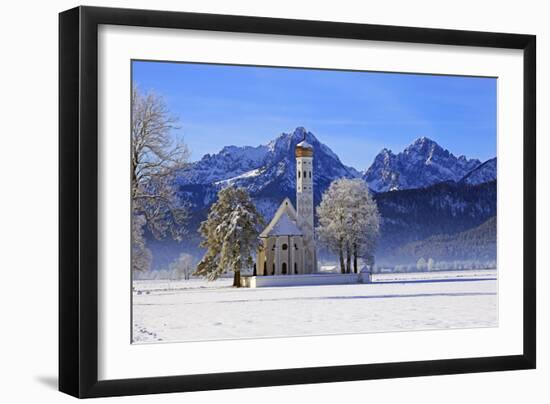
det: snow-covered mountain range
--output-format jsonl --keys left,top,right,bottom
{"left": 177, "top": 127, "right": 360, "bottom": 221}
{"left": 179, "top": 130, "right": 494, "bottom": 199}
{"left": 175, "top": 126, "right": 497, "bottom": 231}
{"left": 363, "top": 137, "right": 482, "bottom": 192}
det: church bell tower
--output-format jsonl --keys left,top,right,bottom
{"left": 295, "top": 137, "right": 317, "bottom": 273}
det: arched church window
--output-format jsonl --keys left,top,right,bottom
{"left": 272, "top": 263, "right": 275, "bottom": 275}
{"left": 282, "top": 244, "right": 288, "bottom": 250}
{"left": 282, "top": 263, "right": 287, "bottom": 274}
{"left": 309, "top": 171, "right": 311, "bottom": 178}
{"left": 294, "top": 263, "right": 298, "bottom": 274}
{"left": 303, "top": 170, "right": 306, "bottom": 177}
{"left": 298, "top": 171, "right": 301, "bottom": 178}
{"left": 264, "top": 261, "right": 267, "bottom": 275}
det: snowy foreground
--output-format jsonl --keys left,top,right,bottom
{"left": 132, "top": 273, "right": 497, "bottom": 343}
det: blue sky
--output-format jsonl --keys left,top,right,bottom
{"left": 132, "top": 60, "right": 496, "bottom": 170}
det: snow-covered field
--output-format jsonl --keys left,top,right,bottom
{"left": 371, "top": 269, "right": 497, "bottom": 282}
{"left": 132, "top": 273, "right": 497, "bottom": 343}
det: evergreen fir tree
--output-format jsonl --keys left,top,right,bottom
{"left": 195, "top": 186, "right": 264, "bottom": 286}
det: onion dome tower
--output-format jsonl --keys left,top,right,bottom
{"left": 295, "top": 136, "right": 317, "bottom": 273}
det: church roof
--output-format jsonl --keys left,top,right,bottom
{"left": 260, "top": 198, "right": 303, "bottom": 237}
{"left": 262, "top": 212, "right": 303, "bottom": 237}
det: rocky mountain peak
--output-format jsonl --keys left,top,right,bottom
{"left": 176, "top": 127, "right": 360, "bottom": 220}
{"left": 270, "top": 127, "right": 314, "bottom": 146}
{"left": 364, "top": 137, "right": 481, "bottom": 192}
{"left": 410, "top": 136, "right": 436, "bottom": 147}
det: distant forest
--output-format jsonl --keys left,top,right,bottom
{"left": 381, "top": 216, "right": 496, "bottom": 266}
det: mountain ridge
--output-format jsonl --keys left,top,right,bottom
{"left": 374, "top": 180, "right": 497, "bottom": 261}
{"left": 176, "top": 127, "right": 361, "bottom": 221}
{"left": 179, "top": 129, "right": 494, "bottom": 195}
{"left": 460, "top": 157, "right": 497, "bottom": 185}
{"left": 363, "top": 137, "right": 482, "bottom": 192}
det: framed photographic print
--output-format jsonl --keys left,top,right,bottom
{"left": 59, "top": 6, "right": 536, "bottom": 398}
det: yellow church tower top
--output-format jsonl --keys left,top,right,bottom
{"left": 295, "top": 139, "right": 313, "bottom": 157}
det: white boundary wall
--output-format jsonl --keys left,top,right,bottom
{"left": 242, "top": 269, "right": 497, "bottom": 288}
{"left": 242, "top": 273, "right": 361, "bottom": 288}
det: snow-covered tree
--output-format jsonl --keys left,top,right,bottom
{"left": 317, "top": 180, "right": 349, "bottom": 273}
{"left": 416, "top": 257, "right": 427, "bottom": 271}
{"left": 427, "top": 258, "right": 435, "bottom": 271}
{"left": 195, "top": 186, "right": 264, "bottom": 286}
{"left": 169, "top": 253, "right": 194, "bottom": 280}
{"left": 317, "top": 178, "right": 380, "bottom": 273}
{"left": 131, "top": 87, "right": 190, "bottom": 244}
{"left": 346, "top": 180, "right": 380, "bottom": 273}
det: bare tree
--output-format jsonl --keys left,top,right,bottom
{"left": 131, "top": 87, "right": 190, "bottom": 272}
{"left": 416, "top": 257, "right": 427, "bottom": 271}
{"left": 169, "top": 253, "right": 194, "bottom": 280}
{"left": 132, "top": 214, "right": 152, "bottom": 273}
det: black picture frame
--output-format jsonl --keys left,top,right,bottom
{"left": 59, "top": 5, "right": 536, "bottom": 398}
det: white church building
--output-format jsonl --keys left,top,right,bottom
{"left": 255, "top": 139, "right": 318, "bottom": 276}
